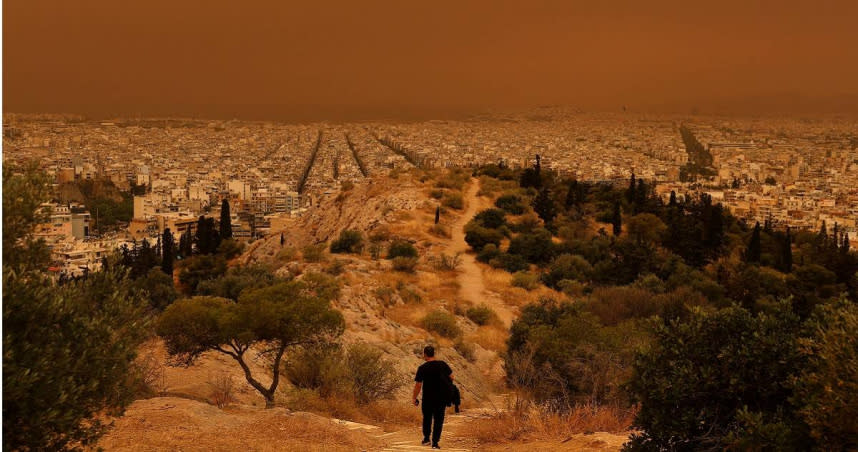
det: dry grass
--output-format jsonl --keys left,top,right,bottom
{"left": 288, "top": 390, "right": 421, "bottom": 430}
{"left": 461, "top": 404, "right": 636, "bottom": 445}
{"left": 467, "top": 325, "right": 508, "bottom": 353}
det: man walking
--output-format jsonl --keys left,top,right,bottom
{"left": 413, "top": 345, "right": 453, "bottom": 449}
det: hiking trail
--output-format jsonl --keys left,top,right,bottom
{"left": 449, "top": 179, "right": 515, "bottom": 328}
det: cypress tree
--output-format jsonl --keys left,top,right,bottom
{"left": 162, "top": 228, "right": 175, "bottom": 275}
{"left": 182, "top": 225, "right": 193, "bottom": 256}
{"left": 435, "top": 206, "right": 440, "bottom": 225}
{"left": 745, "top": 222, "right": 762, "bottom": 264}
{"left": 627, "top": 172, "right": 637, "bottom": 203}
{"left": 220, "top": 199, "right": 232, "bottom": 240}
{"left": 669, "top": 190, "right": 677, "bottom": 207}
{"left": 532, "top": 187, "right": 556, "bottom": 224}
{"left": 280, "top": 232, "right": 285, "bottom": 246}
{"left": 611, "top": 201, "right": 622, "bottom": 236}
{"left": 195, "top": 216, "right": 207, "bottom": 254}
{"left": 565, "top": 180, "right": 578, "bottom": 209}
{"left": 782, "top": 227, "right": 793, "bottom": 273}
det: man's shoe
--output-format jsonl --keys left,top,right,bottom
{"left": 432, "top": 444, "right": 441, "bottom": 449}
{"left": 421, "top": 438, "right": 431, "bottom": 446}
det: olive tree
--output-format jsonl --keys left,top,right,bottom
{"left": 157, "top": 275, "right": 345, "bottom": 407}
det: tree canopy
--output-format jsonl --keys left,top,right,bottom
{"left": 157, "top": 275, "right": 345, "bottom": 407}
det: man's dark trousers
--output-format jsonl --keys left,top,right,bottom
{"left": 421, "top": 401, "right": 446, "bottom": 444}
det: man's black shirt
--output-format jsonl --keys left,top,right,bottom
{"left": 415, "top": 360, "right": 453, "bottom": 406}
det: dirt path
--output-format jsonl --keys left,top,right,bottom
{"left": 450, "top": 179, "right": 515, "bottom": 328}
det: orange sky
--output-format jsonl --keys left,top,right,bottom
{"left": 4, "top": 0, "right": 858, "bottom": 120}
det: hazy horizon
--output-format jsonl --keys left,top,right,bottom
{"left": 5, "top": 1, "right": 858, "bottom": 121}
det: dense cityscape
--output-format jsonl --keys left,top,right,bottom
{"left": 3, "top": 110, "right": 856, "bottom": 275}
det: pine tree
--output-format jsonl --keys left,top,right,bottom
{"left": 611, "top": 201, "right": 622, "bottom": 236}
{"left": 745, "top": 222, "right": 762, "bottom": 264}
{"left": 162, "top": 228, "right": 175, "bottom": 276}
{"left": 532, "top": 187, "right": 556, "bottom": 224}
{"left": 220, "top": 199, "right": 232, "bottom": 240}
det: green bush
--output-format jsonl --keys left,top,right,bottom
{"left": 421, "top": 310, "right": 462, "bottom": 338}
{"left": 464, "top": 222, "right": 503, "bottom": 251}
{"left": 387, "top": 240, "right": 418, "bottom": 259}
{"left": 507, "top": 228, "right": 555, "bottom": 265}
{"left": 283, "top": 344, "right": 350, "bottom": 398}
{"left": 474, "top": 208, "right": 507, "bottom": 229}
{"left": 792, "top": 302, "right": 858, "bottom": 450}
{"left": 511, "top": 271, "right": 540, "bottom": 291}
{"left": 489, "top": 252, "right": 530, "bottom": 273}
{"left": 196, "top": 264, "right": 279, "bottom": 301}
{"left": 466, "top": 304, "right": 497, "bottom": 325}
{"left": 177, "top": 254, "right": 228, "bottom": 295}
{"left": 477, "top": 245, "right": 500, "bottom": 264}
{"left": 506, "top": 298, "right": 634, "bottom": 407}
{"left": 495, "top": 194, "right": 526, "bottom": 215}
{"left": 625, "top": 302, "right": 807, "bottom": 450}
{"left": 541, "top": 254, "right": 593, "bottom": 289}
{"left": 442, "top": 192, "right": 464, "bottom": 210}
{"left": 346, "top": 344, "right": 405, "bottom": 404}
{"left": 330, "top": 229, "right": 364, "bottom": 254}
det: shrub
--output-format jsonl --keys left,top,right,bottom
{"left": 442, "top": 192, "right": 464, "bottom": 210}
{"left": 507, "top": 228, "right": 555, "bottom": 265}
{"left": 196, "top": 264, "right": 280, "bottom": 301}
{"left": 489, "top": 253, "right": 530, "bottom": 273}
{"left": 464, "top": 222, "right": 503, "bottom": 251}
{"left": 495, "top": 194, "right": 526, "bottom": 215}
{"left": 792, "top": 301, "right": 858, "bottom": 450}
{"left": 398, "top": 284, "right": 422, "bottom": 303}
{"left": 625, "top": 302, "right": 806, "bottom": 450}
{"left": 431, "top": 253, "right": 462, "bottom": 271}
{"left": 466, "top": 304, "right": 497, "bottom": 326}
{"left": 346, "top": 344, "right": 405, "bottom": 404}
{"left": 421, "top": 310, "right": 462, "bottom": 338}
{"left": 476, "top": 244, "right": 501, "bottom": 263}
{"left": 391, "top": 256, "right": 418, "bottom": 273}
{"left": 454, "top": 339, "right": 477, "bottom": 363}
{"left": 387, "top": 240, "right": 418, "bottom": 259}
{"left": 506, "top": 298, "right": 634, "bottom": 407}
{"left": 216, "top": 239, "right": 245, "bottom": 259}
{"left": 325, "top": 259, "right": 347, "bottom": 275}
{"left": 284, "top": 344, "right": 351, "bottom": 398}
{"left": 430, "top": 189, "right": 444, "bottom": 199}
{"left": 374, "top": 286, "right": 396, "bottom": 306}
{"left": 511, "top": 271, "right": 540, "bottom": 291}
{"left": 541, "top": 254, "right": 593, "bottom": 289}
{"left": 302, "top": 243, "right": 327, "bottom": 263}
{"left": 429, "top": 224, "right": 451, "bottom": 238}
{"left": 207, "top": 373, "right": 235, "bottom": 409}
{"left": 177, "top": 254, "right": 228, "bottom": 295}
{"left": 474, "top": 208, "right": 507, "bottom": 229}
{"left": 330, "top": 229, "right": 364, "bottom": 254}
